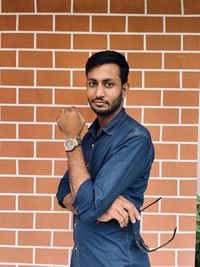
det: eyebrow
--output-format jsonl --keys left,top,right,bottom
{"left": 86, "top": 78, "right": 116, "bottom": 82}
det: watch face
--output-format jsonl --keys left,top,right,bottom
{"left": 65, "top": 139, "right": 74, "bottom": 151}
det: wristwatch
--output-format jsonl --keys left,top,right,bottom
{"left": 64, "top": 138, "right": 82, "bottom": 152}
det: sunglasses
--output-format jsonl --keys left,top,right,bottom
{"left": 135, "top": 197, "right": 177, "bottom": 253}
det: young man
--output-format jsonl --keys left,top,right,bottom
{"left": 56, "top": 50, "right": 154, "bottom": 266}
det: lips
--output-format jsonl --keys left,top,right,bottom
{"left": 92, "top": 99, "right": 108, "bottom": 107}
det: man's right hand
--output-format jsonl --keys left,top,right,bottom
{"left": 97, "top": 195, "right": 140, "bottom": 228}
{"left": 63, "top": 193, "right": 77, "bottom": 215}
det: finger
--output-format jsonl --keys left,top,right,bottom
{"left": 121, "top": 202, "right": 137, "bottom": 224}
{"left": 78, "top": 111, "right": 86, "bottom": 125}
{"left": 115, "top": 206, "right": 129, "bottom": 227}
{"left": 110, "top": 210, "right": 126, "bottom": 228}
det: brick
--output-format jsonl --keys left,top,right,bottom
{"left": 54, "top": 160, "right": 68, "bottom": 176}
{"left": 1, "top": 33, "right": 34, "bottom": 48}
{"left": 184, "top": 0, "right": 200, "bottom": 14}
{"left": 110, "top": 35, "right": 143, "bottom": 50}
{"left": 110, "top": 0, "right": 144, "bottom": 13}
{"left": 166, "top": 17, "right": 200, "bottom": 33}
{"left": 36, "top": 142, "right": 66, "bottom": 158}
{"left": 1, "top": 70, "right": 34, "bottom": 86}
{"left": 0, "top": 247, "right": 32, "bottom": 263}
{"left": 0, "top": 177, "right": 33, "bottom": 193}
{"left": 19, "top": 124, "right": 52, "bottom": 139}
{"left": 92, "top": 16, "right": 125, "bottom": 32}
{"left": 37, "top": 107, "right": 61, "bottom": 122}
{"left": 178, "top": 251, "right": 195, "bottom": 266}
{"left": 73, "top": 71, "right": 86, "bottom": 87}
{"left": 127, "top": 90, "right": 161, "bottom": 106}
{"left": 19, "top": 51, "right": 52, "bottom": 68}
{"left": 145, "top": 72, "right": 179, "bottom": 88}
{"left": 55, "top": 89, "right": 88, "bottom": 105}
{"left": 144, "top": 108, "right": 179, "bottom": 124}
{"left": 128, "top": 17, "right": 163, "bottom": 32}
{"left": 37, "top": 0, "right": 70, "bottom": 12}
{"left": 143, "top": 214, "right": 176, "bottom": 231}
{"left": 180, "top": 144, "right": 198, "bottom": 160}
{"left": 1, "top": 141, "right": 34, "bottom": 157}
{"left": 19, "top": 15, "right": 52, "bottom": 31}
{"left": 179, "top": 215, "right": 196, "bottom": 231}
{"left": 35, "top": 248, "right": 68, "bottom": 264}
{"left": 140, "top": 233, "right": 158, "bottom": 248}
{"left": 145, "top": 126, "right": 160, "bottom": 142}
{"left": 19, "top": 88, "right": 52, "bottom": 104}
{"left": 0, "top": 196, "right": 16, "bottom": 210}
{"left": 36, "top": 177, "right": 60, "bottom": 194}
{"left": 36, "top": 213, "right": 69, "bottom": 229}
{"left": 164, "top": 90, "right": 199, "bottom": 107}
{"left": 0, "top": 51, "right": 16, "bottom": 67}
{"left": 161, "top": 198, "right": 196, "bottom": 213}
{"left": 126, "top": 108, "right": 142, "bottom": 123}
{"left": 18, "top": 231, "right": 51, "bottom": 246}
{"left": 146, "top": 35, "right": 180, "bottom": 50}
{"left": 128, "top": 53, "right": 162, "bottom": 69}
{"left": 0, "top": 124, "right": 16, "bottom": 139}
{"left": 147, "top": 0, "right": 181, "bottom": 14}
{"left": 37, "top": 70, "right": 70, "bottom": 87}
{"left": 2, "top": 0, "right": 34, "bottom": 12}
{"left": 0, "top": 213, "right": 33, "bottom": 228}
{"left": 182, "top": 72, "right": 200, "bottom": 88}
{"left": 146, "top": 179, "right": 177, "bottom": 195}
{"left": 128, "top": 71, "right": 142, "bottom": 88}
{"left": 165, "top": 53, "right": 200, "bottom": 69}
{"left": 1, "top": 106, "right": 34, "bottom": 122}
{"left": 74, "top": 0, "right": 107, "bottom": 13}
{"left": 37, "top": 34, "right": 70, "bottom": 49}
{"left": 0, "top": 230, "right": 15, "bottom": 245}
{"left": 0, "top": 160, "right": 16, "bottom": 174}
{"left": 154, "top": 144, "right": 178, "bottom": 159}
{"left": 161, "top": 233, "right": 195, "bottom": 249}
{"left": 142, "top": 198, "right": 160, "bottom": 213}
{"left": 0, "top": 15, "right": 16, "bottom": 30}
{"left": 180, "top": 180, "right": 197, "bottom": 196}
{"left": 74, "top": 34, "right": 107, "bottom": 50}
{"left": 55, "top": 52, "right": 89, "bottom": 68}
{"left": 182, "top": 107, "right": 199, "bottom": 124}
{"left": 0, "top": 88, "right": 16, "bottom": 103}
{"left": 163, "top": 126, "right": 198, "bottom": 142}
{"left": 56, "top": 15, "right": 89, "bottom": 31}
{"left": 184, "top": 35, "right": 200, "bottom": 50}
{"left": 162, "top": 162, "right": 197, "bottom": 178}
{"left": 19, "top": 160, "right": 52, "bottom": 175}
{"left": 18, "top": 196, "right": 52, "bottom": 210}
{"left": 150, "top": 161, "right": 160, "bottom": 177}
{"left": 54, "top": 231, "right": 74, "bottom": 247}
{"left": 149, "top": 251, "right": 175, "bottom": 266}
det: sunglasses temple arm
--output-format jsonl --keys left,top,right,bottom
{"left": 140, "top": 197, "right": 162, "bottom": 212}
{"left": 148, "top": 227, "right": 177, "bottom": 253}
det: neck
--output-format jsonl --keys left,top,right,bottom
{"left": 97, "top": 107, "right": 122, "bottom": 129}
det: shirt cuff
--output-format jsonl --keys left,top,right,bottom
{"left": 73, "top": 179, "right": 94, "bottom": 215}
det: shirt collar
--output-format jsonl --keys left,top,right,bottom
{"left": 88, "top": 108, "right": 127, "bottom": 137}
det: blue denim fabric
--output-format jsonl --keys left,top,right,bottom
{"left": 57, "top": 108, "right": 154, "bottom": 267}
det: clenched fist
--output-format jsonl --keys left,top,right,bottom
{"left": 57, "top": 106, "right": 86, "bottom": 139}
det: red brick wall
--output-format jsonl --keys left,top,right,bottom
{"left": 0, "top": 0, "right": 199, "bottom": 266}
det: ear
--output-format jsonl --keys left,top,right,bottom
{"left": 122, "top": 83, "right": 129, "bottom": 99}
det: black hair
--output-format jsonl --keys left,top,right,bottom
{"left": 85, "top": 50, "right": 129, "bottom": 85}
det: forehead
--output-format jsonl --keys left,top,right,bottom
{"left": 87, "top": 63, "right": 120, "bottom": 80}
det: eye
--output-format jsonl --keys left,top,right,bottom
{"left": 87, "top": 81, "right": 97, "bottom": 88}
{"left": 103, "top": 81, "right": 114, "bottom": 88}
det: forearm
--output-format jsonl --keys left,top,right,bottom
{"left": 67, "top": 145, "right": 91, "bottom": 199}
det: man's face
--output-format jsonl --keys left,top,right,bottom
{"left": 86, "top": 63, "right": 125, "bottom": 116}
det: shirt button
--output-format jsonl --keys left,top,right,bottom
{"left": 91, "top": 143, "right": 95, "bottom": 148}
{"left": 74, "top": 223, "right": 77, "bottom": 227}
{"left": 75, "top": 246, "right": 78, "bottom": 250}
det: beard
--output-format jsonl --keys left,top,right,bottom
{"left": 88, "top": 90, "right": 123, "bottom": 116}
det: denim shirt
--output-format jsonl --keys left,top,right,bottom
{"left": 57, "top": 108, "right": 154, "bottom": 267}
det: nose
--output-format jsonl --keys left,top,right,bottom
{"left": 95, "top": 83, "right": 106, "bottom": 98}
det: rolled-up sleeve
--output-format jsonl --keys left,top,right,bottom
{"left": 56, "top": 171, "right": 71, "bottom": 208}
{"left": 73, "top": 133, "right": 152, "bottom": 222}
